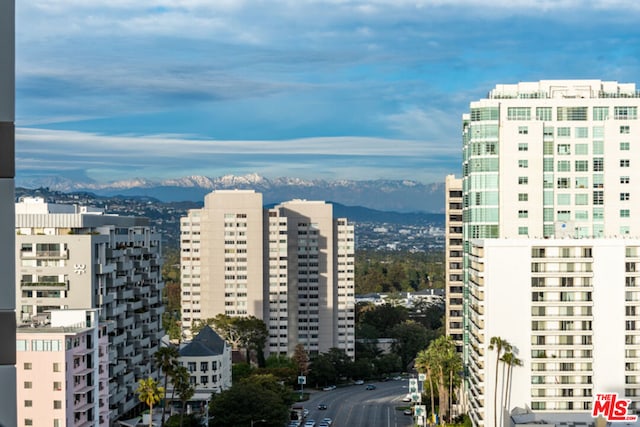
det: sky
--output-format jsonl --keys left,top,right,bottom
{"left": 14, "top": 0, "right": 640, "bottom": 185}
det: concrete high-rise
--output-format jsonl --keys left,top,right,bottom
{"left": 15, "top": 197, "right": 165, "bottom": 422}
{"left": 459, "top": 81, "right": 640, "bottom": 426}
{"left": 0, "top": 0, "right": 16, "bottom": 425}
{"left": 181, "top": 191, "right": 355, "bottom": 358}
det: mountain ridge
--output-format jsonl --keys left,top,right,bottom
{"left": 16, "top": 173, "right": 446, "bottom": 213}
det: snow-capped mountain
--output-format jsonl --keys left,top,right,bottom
{"left": 16, "top": 174, "right": 445, "bottom": 213}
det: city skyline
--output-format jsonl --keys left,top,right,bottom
{"left": 15, "top": 1, "right": 640, "bottom": 184}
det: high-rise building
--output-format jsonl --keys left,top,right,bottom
{"left": 445, "top": 175, "right": 464, "bottom": 354}
{"left": 459, "top": 80, "right": 640, "bottom": 426}
{"left": 17, "top": 309, "right": 109, "bottom": 426}
{"left": 15, "top": 197, "right": 165, "bottom": 421}
{"left": 0, "top": 1, "right": 16, "bottom": 425}
{"left": 180, "top": 191, "right": 355, "bottom": 358}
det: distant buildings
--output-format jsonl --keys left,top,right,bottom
{"left": 456, "top": 80, "right": 640, "bottom": 426}
{"left": 15, "top": 197, "right": 165, "bottom": 423}
{"left": 17, "top": 309, "right": 109, "bottom": 426}
{"left": 180, "top": 190, "right": 356, "bottom": 358}
{"left": 0, "top": 1, "right": 16, "bottom": 425}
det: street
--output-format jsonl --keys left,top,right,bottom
{"left": 297, "top": 380, "right": 414, "bottom": 427}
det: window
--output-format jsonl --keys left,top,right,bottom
{"left": 518, "top": 126, "right": 528, "bottom": 135}
{"left": 575, "top": 194, "right": 588, "bottom": 205}
{"left": 621, "top": 193, "right": 630, "bottom": 201}
{"left": 593, "top": 140, "right": 604, "bottom": 155}
{"left": 200, "top": 362, "right": 208, "bottom": 372}
{"left": 24, "top": 400, "right": 32, "bottom": 408}
{"left": 621, "top": 176, "right": 630, "bottom": 184}
{"left": 23, "top": 362, "right": 32, "bottom": 370}
{"left": 201, "top": 376, "right": 208, "bottom": 384}
{"left": 557, "top": 127, "right": 571, "bottom": 137}
{"left": 518, "top": 143, "right": 528, "bottom": 151}
{"left": 53, "top": 381, "right": 61, "bottom": 391}
{"left": 519, "top": 210, "right": 529, "bottom": 218}
{"left": 557, "top": 178, "right": 570, "bottom": 189}
{"left": 621, "top": 142, "right": 630, "bottom": 151}
{"left": 575, "top": 127, "right": 589, "bottom": 138}
{"left": 575, "top": 210, "right": 588, "bottom": 220}
{"left": 53, "top": 400, "right": 62, "bottom": 409}
{"left": 519, "top": 176, "right": 528, "bottom": 185}
{"left": 620, "top": 125, "right": 630, "bottom": 134}
{"left": 593, "top": 191, "right": 604, "bottom": 205}
{"left": 507, "top": 107, "right": 531, "bottom": 120}
{"left": 518, "top": 227, "right": 528, "bottom": 235}
{"left": 621, "top": 159, "right": 630, "bottom": 167}
{"left": 615, "top": 106, "right": 638, "bottom": 120}
{"left": 557, "top": 106, "right": 587, "bottom": 121}
{"left": 557, "top": 210, "right": 571, "bottom": 221}
{"left": 518, "top": 193, "right": 529, "bottom": 202}
{"left": 557, "top": 144, "right": 571, "bottom": 155}
{"left": 543, "top": 158, "right": 554, "bottom": 172}
{"left": 593, "top": 107, "right": 609, "bottom": 121}
{"left": 537, "top": 107, "right": 552, "bottom": 121}
{"left": 557, "top": 194, "right": 571, "bottom": 205}
{"left": 593, "top": 207, "right": 604, "bottom": 220}
{"left": 575, "top": 177, "right": 588, "bottom": 188}
{"left": 593, "top": 158, "right": 604, "bottom": 172}
{"left": 24, "top": 382, "right": 32, "bottom": 389}
{"left": 575, "top": 143, "right": 588, "bottom": 155}
{"left": 518, "top": 160, "right": 528, "bottom": 168}
{"left": 621, "top": 226, "right": 631, "bottom": 235}
{"left": 575, "top": 160, "right": 588, "bottom": 172}
{"left": 53, "top": 363, "right": 60, "bottom": 372}
{"left": 621, "top": 209, "right": 631, "bottom": 218}
{"left": 25, "top": 420, "right": 33, "bottom": 426}
{"left": 557, "top": 161, "right": 571, "bottom": 172}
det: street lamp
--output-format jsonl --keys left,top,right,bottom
{"left": 250, "top": 419, "right": 267, "bottom": 427}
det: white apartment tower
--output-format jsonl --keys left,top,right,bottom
{"left": 0, "top": 1, "right": 16, "bottom": 425}
{"left": 461, "top": 80, "right": 640, "bottom": 426}
{"left": 445, "top": 175, "right": 464, "bottom": 354}
{"left": 15, "top": 197, "right": 165, "bottom": 421}
{"left": 181, "top": 191, "right": 355, "bottom": 358}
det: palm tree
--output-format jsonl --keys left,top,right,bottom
{"left": 172, "top": 366, "right": 195, "bottom": 427}
{"left": 500, "top": 352, "right": 523, "bottom": 414}
{"left": 415, "top": 349, "right": 436, "bottom": 423}
{"left": 136, "top": 377, "right": 164, "bottom": 427}
{"left": 488, "top": 337, "right": 512, "bottom": 427}
{"left": 154, "top": 346, "right": 180, "bottom": 426}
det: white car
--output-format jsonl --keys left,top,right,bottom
{"left": 354, "top": 380, "right": 364, "bottom": 385}
{"left": 322, "top": 385, "right": 336, "bottom": 391}
{"left": 322, "top": 417, "right": 333, "bottom": 425}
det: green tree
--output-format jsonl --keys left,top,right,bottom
{"left": 209, "top": 376, "right": 290, "bottom": 427}
{"left": 489, "top": 337, "right": 512, "bottom": 427}
{"left": 172, "top": 366, "right": 195, "bottom": 427}
{"left": 415, "top": 349, "right": 437, "bottom": 422}
{"left": 136, "top": 377, "right": 164, "bottom": 427}
{"left": 389, "top": 320, "right": 431, "bottom": 369}
{"left": 424, "top": 336, "right": 461, "bottom": 423}
{"left": 154, "top": 346, "right": 180, "bottom": 426}
{"left": 292, "top": 343, "right": 309, "bottom": 375}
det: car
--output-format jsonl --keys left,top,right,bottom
{"left": 366, "top": 384, "right": 377, "bottom": 390}
{"left": 322, "top": 385, "right": 336, "bottom": 391}
{"left": 317, "top": 403, "right": 328, "bottom": 410}
{"left": 393, "top": 376, "right": 403, "bottom": 381}
{"left": 305, "top": 420, "right": 316, "bottom": 427}
{"left": 321, "top": 417, "right": 332, "bottom": 425}
{"left": 402, "top": 395, "right": 412, "bottom": 402}
{"left": 354, "top": 379, "right": 364, "bottom": 385}
{"left": 318, "top": 423, "right": 330, "bottom": 427}
{"left": 404, "top": 408, "right": 413, "bottom": 416}
{"left": 303, "top": 409, "right": 310, "bottom": 418}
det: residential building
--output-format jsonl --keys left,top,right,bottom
{"left": 15, "top": 197, "right": 165, "bottom": 421}
{"left": 17, "top": 309, "right": 109, "bottom": 427}
{"left": 445, "top": 175, "right": 464, "bottom": 354}
{"left": 180, "top": 191, "right": 355, "bottom": 358}
{"left": 172, "top": 326, "right": 232, "bottom": 401}
{"left": 0, "top": 1, "right": 16, "bottom": 425}
{"left": 460, "top": 80, "right": 640, "bottom": 426}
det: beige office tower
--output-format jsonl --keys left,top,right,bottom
{"left": 445, "top": 174, "right": 464, "bottom": 354}
{"left": 181, "top": 192, "right": 355, "bottom": 358}
{"left": 15, "top": 198, "right": 165, "bottom": 422}
{"left": 0, "top": 1, "right": 15, "bottom": 425}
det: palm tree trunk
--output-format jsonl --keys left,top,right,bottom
{"left": 428, "top": 368, "right": 435, "bottom": 425}
{"left": 149, "top": 403, "right": 154, "bottom": 427}
{"left": 449, "top": 369, "right": 453, "bottom": 422}
{"left": 494, "top": 351, "right": 500, "bottom": 427}
{"left": 161, "top": 373, "right": 168, "bottom": 427}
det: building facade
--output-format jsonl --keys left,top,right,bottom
{"left": 17, "top": 309, "right": 109, "bottom": 427}
{"left": 445, "top": 175, "right": 464, "bottom": 354}
{"left": 180, "top": 191, "right": 355, "bottom": 358}
{"left": 15, "top": 197, "right": 165, "bottom": 421}
{"left": 0, "top": 0, "right": 16, "bottom": 425}
{"left": 460, "top": 81, "right": 640, "bottom": 426}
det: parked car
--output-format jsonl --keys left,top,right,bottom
{"left": 317, "top": 403, "right": 328, "bottom": 410}
{"left": 365, "top": 384, "right": 377, "bottom": 390}
{"left": 404, "top": 408, "right": 413, "bottom": 416}
{"left": 354, "top": 379, "right": 364, "bottom": 385}
{"left": 402, "top": 395, "right": 412, "bottom": 402}
{"left": 322, "top": 385, "right": 336, "bottom": 391}
{"left": 321, "top": 417, "right": 332, "bottom": 425}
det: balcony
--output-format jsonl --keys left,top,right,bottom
{"left": 21, "top": 249, "right": 69, "bottom": 259}
{"left": 20, "top": 281, "right": 69, "bottom": 291}
{"left": 95, "top": 263, "right": 116, "bottom": 275}
{"left": 127, "top": 300, "right": 143, "bottom": 312}
{"left": 117, "top": 289, "right": 134, "bottom": 300}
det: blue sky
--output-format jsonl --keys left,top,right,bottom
{"left": 15, "top": 0, "right": 640, "bottom": 184}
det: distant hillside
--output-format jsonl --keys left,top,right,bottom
{"left": 16, "top": 173, "right": 445, "bottom": 213}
